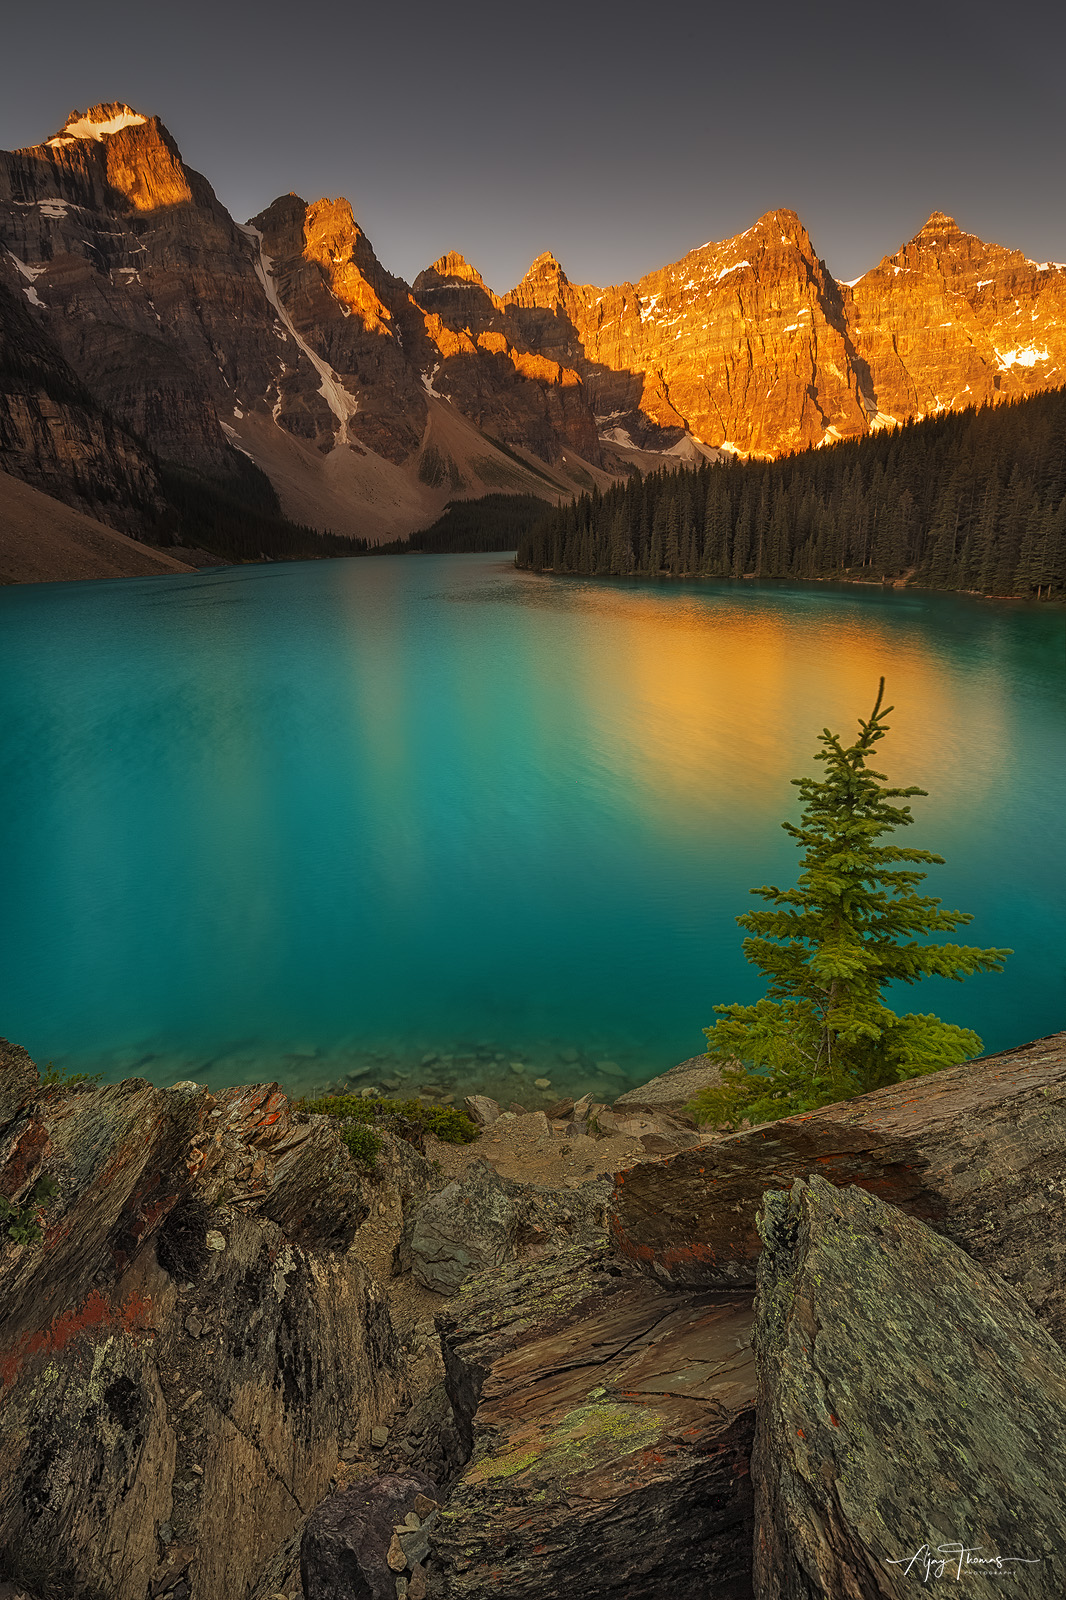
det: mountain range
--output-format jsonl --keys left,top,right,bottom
{"left": 2, "top": 101, "right": 1065, "bottom": 565}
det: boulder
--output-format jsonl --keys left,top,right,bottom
{"left": 404, "top": 1158, "right": 608, "bottom": 1297}
{"left": 300, "top": 1473, "right": 438, "bottom": 1600}
{"left": 611, "top": 1054, "right": 722, "bottom": 1121}
{"left": 462, "top": 1095, "right": 500, "bottom": 1127}
{"left": 753, "top": 1176, "right": 1066, "bottom": 1598}
{"left": 610, "top": 1033, "right": 1066, "bottom": 1339}
{"left": 0, "top": 1059, "right": 403, "bottom": 1600}
{"left": 595, "top": 1105, "right": 703, "bottom": 1148}
{"left": 433, "top": 1245, "right": 756, "bottom": 1598}
{"left": 408, "top": 1159, "right": 522, "bottom": 1295}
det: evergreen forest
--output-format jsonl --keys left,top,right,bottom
{"left": 516, "top": 388, "right": 1066, "bottom": 598}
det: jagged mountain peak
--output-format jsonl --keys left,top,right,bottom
{"left": 527, "top": 250, "right": 566, "bottom": 273}
{"left": 304, "top": 196, "right": 369, "bottom": 246}
{"left": 250, "top": 192, "right": 308, "bottom": 232}
{"left": 752, "top": 205, "right": 805, "bottom": 235}
{"left": 692, "top": 207, "right": 809, "bottom": 251}
{"left": 741, "top": 207, "right": 816, "bottom": 255}
{"left": 12, "top": 101, "right": 204, "bottom": 216}
{"left": 917, "top": 210, "right": 962, "bottom": 235}
{"left": 414, "top": 251, "right": 490, "bottom": 291}
{"left": 509, "top": 251, "right": 571, "bottom": 304}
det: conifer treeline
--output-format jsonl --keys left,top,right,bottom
{"left": 517, "top": 388, "right": 1066, "bottom": 598}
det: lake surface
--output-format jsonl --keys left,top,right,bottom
{"left": 1, "top": 554, "right": 1062, "bottom": 1105}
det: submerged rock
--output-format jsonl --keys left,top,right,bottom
{"left": 753, "top": 1176, "right": 1066, "bottom": 1598}
{"left": 433, "top": 1245, "right": 756, "bottom": 1598}
{"left": 610, "top": 1032, "right": 1066, "bottom": 1339}
{"left": 0, "top": 1057, "right": 403, "bottom": 1600}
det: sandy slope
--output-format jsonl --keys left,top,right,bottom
{"left": 0, "top": 471, "right": 195, "bottom": 584}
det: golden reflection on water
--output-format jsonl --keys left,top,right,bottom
{"left": 564, "top": 585, "right": 1007, "bottom": 825}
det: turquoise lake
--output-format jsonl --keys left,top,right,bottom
{"left": 0, "top": 553, "right": 1062, "bottom": 1106}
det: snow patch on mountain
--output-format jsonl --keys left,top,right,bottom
{"left": 712, "top": 260, "right": 749, "bottom": 284}
{"left": 50, "top": 109, "right": 147, "bottom": 144}
{"left": 6, "top": 250, "right": 46, "bottom": 306}
{"left": 996, "top": 344, "right": 1050, "bottom": 370}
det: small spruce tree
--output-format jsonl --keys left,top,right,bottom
{"left": 692, "top": 680, "right": 1011, "bottom": 1128}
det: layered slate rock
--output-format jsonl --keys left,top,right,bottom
{"left": 402, "top": 1156, "right": 611, "bottom": 1297}
{"left": 432, "top": 1245, "right": 756, "bottom": 1599}
{"left": 611, "top": 1053, "right": 722, "bottom": 1120}
{"left": 610, "top": 1033, "right": 1066, "bottom": 1340}
{"left": 0, "top": 1059, "right": 402, "bottom": 1600}
{"left": 753, "top": 1176, "right": 1066, "bottom": 1598}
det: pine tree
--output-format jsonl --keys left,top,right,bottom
{"left": 691, "top": 681, "right": 1011, "bottom": 1127}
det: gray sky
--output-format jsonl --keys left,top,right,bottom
{"left": 3, "top": 0, "right": 1064, "bottom": 293}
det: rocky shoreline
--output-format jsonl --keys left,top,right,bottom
{"left": 1, "top": 1034, "right": 1064, "bottom": 1598}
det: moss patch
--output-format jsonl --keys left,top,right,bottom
{"left": 465, "top": 1402, "right": 664, "bottom": 1491}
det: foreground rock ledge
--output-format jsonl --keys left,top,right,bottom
{"left": 431, "top": 1245, "right": 756, "bottom": 1599}
{"left": 753, "top": 1176, "right": 1066, "bottom": 1599}
{"left": 609, "top": 1033, "right": 1066, "bottom": 1338}
{"left": 0, "top": 1050, "right": 402, "bottom": 1600}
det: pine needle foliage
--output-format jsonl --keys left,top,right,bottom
{"left": 690, "top": 681, "right": 1011, "bottom": 1128}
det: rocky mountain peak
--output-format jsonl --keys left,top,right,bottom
{"left": 739, "top": 207, "right": 816, "bottom": 257}
{"left": 304, "top": 196, "right": 371, "bottom": 259}
{"left": 413, "top": 252, "right": 491, "bottom": 293}
{"left": 13, "top": 101, "right": 198, "bottom": 215}
{"left": 917, "top": 210, "right": 962, "bottom": 235}
{"left": 528, "top": 250, "right": 566, "bottom": 275}
{"left": 508, "top": 250, "right": 571, "bottom": 309}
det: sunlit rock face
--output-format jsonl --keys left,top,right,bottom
{"left": 844, "top": 211, "right": 1066, "bottom": 423}
{"left": 504, "top": 211, "right": 869, "bottom": 455}
{"left": 504, "top": 208, "right": 1066, "bottom": 457}
{"left": 410, "top": 250, "right": 604, "bottom": 466}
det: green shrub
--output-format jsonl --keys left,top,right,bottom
{"left": 340, "top": 1122, "right": 384, "bottom": 1169}
{"left": 39, "top": 1062, "right": 102, "bottom": 1089}
{"left": 299, "top": 1094, "right": 480, "bottom": 1146}
{"left": 0, "top": 1176, "right": 59, "bottom": 1246}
